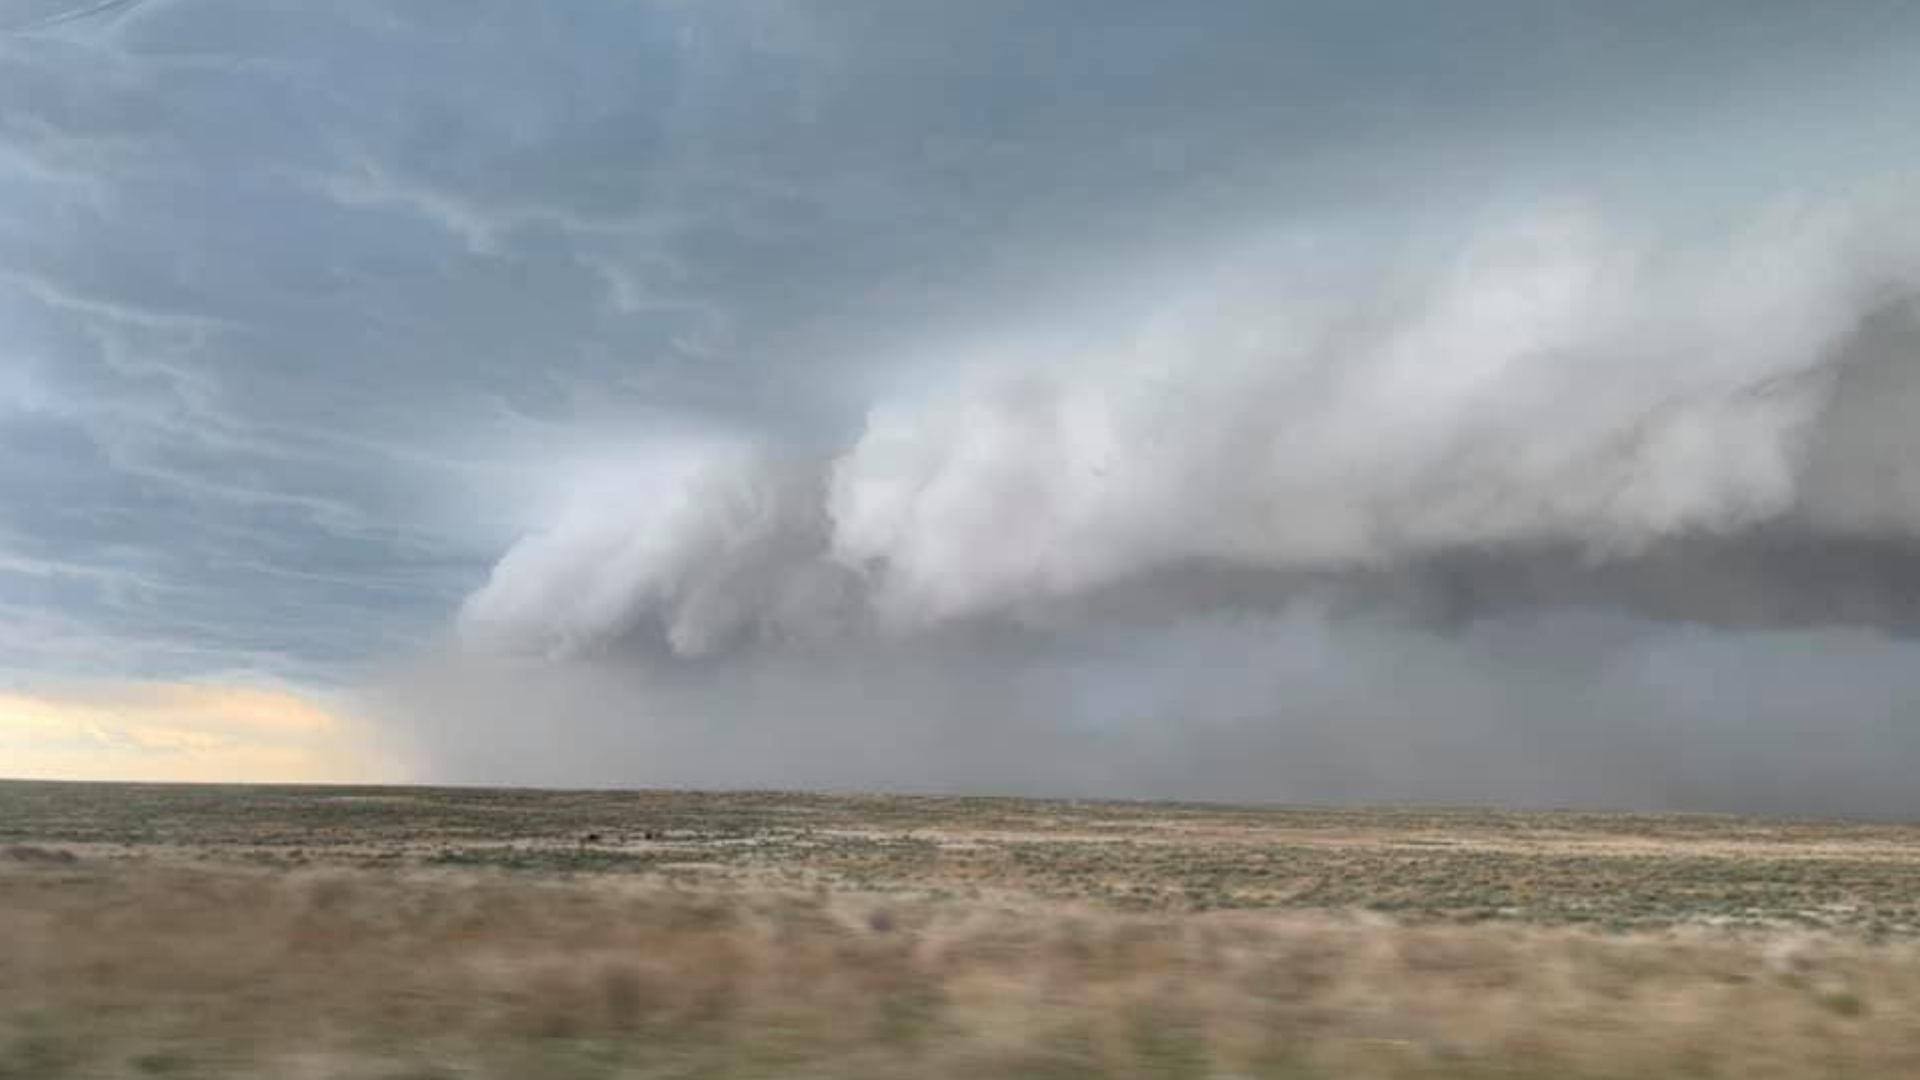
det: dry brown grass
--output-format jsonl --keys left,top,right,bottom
{"left": 4, "top": 781, "right": 1920, "bottom": 1078}
{"left": 6, "top": 781, "right": 1919, "bottom": 935}
{"left": 3, "top": 860, "right": 1919, "bottom": 1079}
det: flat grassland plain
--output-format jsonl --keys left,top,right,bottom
{"left": 3, "top": 781, "right": 1919, "bottom": 1079}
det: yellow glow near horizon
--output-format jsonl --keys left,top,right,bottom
{"left": 0, "top": 681, "right": 403, "bottom": 784}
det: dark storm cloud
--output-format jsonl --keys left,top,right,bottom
{"left": 6, "top": 2, "right": 1920, "bottom": 811}
{"left": 459, "top": 224, "right": 1920, "bottom": 655}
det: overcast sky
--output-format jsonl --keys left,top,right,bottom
{"left": 5, "top": 1, "right": 1920, "bottom": 812}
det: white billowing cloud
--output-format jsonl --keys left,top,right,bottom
{"left": 462, "top": 196, "right": 1920, "bottom": 656}
{"left": 458, "top": 436, "right": 855, "bottom": 657}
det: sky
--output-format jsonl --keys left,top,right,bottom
{"left": 4, "top": 1, "right": 1920, "bottom": 814}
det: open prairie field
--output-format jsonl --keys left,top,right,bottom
{"left": 4, "top": 780, "right": 1919, "bottom": 1079}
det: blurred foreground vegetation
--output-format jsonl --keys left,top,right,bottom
{"left": 3, "top": 781, "right": 1918, "bottom": 1078}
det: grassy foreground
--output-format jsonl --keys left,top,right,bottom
{"left": 3, "top": 781, "right": 1919, "bottom": 1078}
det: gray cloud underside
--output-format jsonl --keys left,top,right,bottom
{"left": 388, "top": 613, "right": 1920, "bottom": 818}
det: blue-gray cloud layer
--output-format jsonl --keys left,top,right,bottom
{"left": 7, "top": 2, "right": 1920, "bottom": 811}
